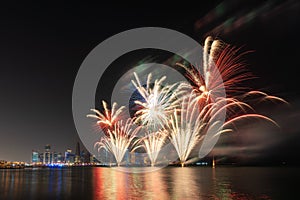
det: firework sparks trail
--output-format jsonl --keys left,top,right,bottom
{"left": 174, "top": 36, "right": 287, "bottom": 162}
{"left": 177, "top": 36, "right": 288, "bottom": 119}
{"left": 131, "top": 72, "right": 183, "bottom": 130}
{"left": 167, "top": 92, "right": 254, "bottom": 166}
{"left": 87, "top": 100, "right": 125, "bottom": 135}
{"left": 168, "top": 92, "right": 207, "bottom": 167}
{"left": 94, "top": 118, "right": 141, "bottom": 167}
{"left": 177, "top": 36, "right": 254, "bottom": 102}
{"left": 242, "top": 91, "right": 288, "bottom": 105}
{"left": 137, "top": 129, "right": 168, "bottom": 167}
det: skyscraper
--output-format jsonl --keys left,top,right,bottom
{"left": 43, "top": 144, "right": 52, "bottom": 164}
{"left": 75, "top": 142, "right": 81, "bottom": 163}
{"left": 75, "top": 142, "right": 80, "bottom": 156}
{"left": 53, "top": 152, "right": 58, "bottom": 163}
{"left": 65, "top": 148, "right": 75, "bottom": 163}
{"left": 57, "top": 153, "right": 63, "bottom": 163}
{"left": 45, "top": 144, "right": 50, "bottom": 152}
{"left": 31, "top": 150, "right": 39, "bottom": 163}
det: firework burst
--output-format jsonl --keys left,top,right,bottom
{"left": 138, "top": 129, "right": 168, "bottom": 167}
{"left": 170, "top": 36, "right": 287, "bottom": 165}
{"left": 131, "top": 72, "right": 182, "bottom": 130}
{"left": 176, "top": 36, "right": 287, "bottom": 126}
{"left": 94, "top": 118, "right": 141, "bottom": 167}
{"left": 168, "top": 92, "right": 207, "bottom": 167}
{"left": 177, "top": 36, "right": 253, "bottom": 102}
{"left": 87, "top": 100, "right": 125, "bottom": 134}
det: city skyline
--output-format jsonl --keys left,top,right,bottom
{"left": 30, "top": 143, "right": 93, "bottom": 164}
{"left": 1, "top": 1, "right": 300, "bottom": 164}
{"left": 0, "top": 140, "right": 89, "bottom": 163}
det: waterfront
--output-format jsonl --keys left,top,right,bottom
{"left": 0, "top": 166, "right": 299, "bottom": 200}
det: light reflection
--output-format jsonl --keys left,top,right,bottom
{"left": 171, "top": 167, "right": 202, "bottom": 199}
{"left": 0, "top": 167, "right": 281, "bottom": 199}
{"left": 93, "top": 167, "right": 170, "bottom": 200}
{"left": 143, "top": 168, "right": 169, "bottom": 199}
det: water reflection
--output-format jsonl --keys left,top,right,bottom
{"left": 93, "top": 167, "right": 169, "bottom": 200}
{"left": 171, "top": 168, "right": 202, "bottom": 199}
{"left": 1, "top": 166, "right": 298, "bottom": 199}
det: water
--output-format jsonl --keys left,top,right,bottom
{"left": 0, "top": 166, "right": 299, "bottom": 200}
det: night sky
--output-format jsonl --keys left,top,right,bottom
{"left": 1, "top": 1, "right": 300, "bottom": 163}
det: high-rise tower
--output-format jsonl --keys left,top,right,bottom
{"left": 75, "top": 142, "right": 81, "bottom": 163}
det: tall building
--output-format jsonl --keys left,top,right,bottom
{"left": 31, "top": 150, "right": 39, "bottom": 163}
{"left": 82, "top": 150, "right": 92, "bottom": 163}
{"left": 45, "top": 144, "right": 51, "bottom": 152}
{"left": 57, "top": 153, "right": 63, "bottom": 163}
{"left": 43, "top": 144, "right": 52, "bottom": 164}
{"left": 53, "top": 152, "right": 58, "bottom": 163}
{"left": 75, "top": 142, "right": 81, "bottom": 163}
{"left": 75, "top": 142, "right": 80, "bottom": 156}
{"left": 65, "top": 148, "right": 75, "bottom": 164}
{"left": 39, "top": 152, "right": 44, "bottom": 163}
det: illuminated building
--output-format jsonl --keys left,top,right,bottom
{"left": 64, "top": 148, "right": 75, "bottom": 164}
{"left": 75, "top": 142, "right": 81, "bottom": 163}
{"left": 53, "top": 152, "right": 58, "bottom": 163}
{"left": 57, "top": 153, "right": 63, "bottom": 163}
{"left": 39, "top": 152, "right": 44, "bottom": 163}
{"left": 29, "top": 144, "right": 98, "bottom": 166}
{"left": 43, "top": 144, "right": 52, "bottom": 164}
{"left": 31, "top": 150, "right": 39, "bottom": 163}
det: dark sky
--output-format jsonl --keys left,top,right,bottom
{"left": 0, "top": 1, "right": 300, "bottom": 163}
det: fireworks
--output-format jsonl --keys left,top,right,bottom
{"left": 176, "top": 36, "right": 253, "bottom": 102}
{"left": 94, "top": 118, "right": 141, "bottom": 167}
{"left": 138, "top": 130, "right": 168, "bottom": 167}
{"left": 87, "top": 100, "right": 125, "bottom": 134}
{"left": 87, "top": 36, "right": 286, "bottom": 168}
{"left": 168, "top": 92, "right": 206, "bottom": 167}
{"left": 131, "top": 72, "right": 182, "bottom": 130}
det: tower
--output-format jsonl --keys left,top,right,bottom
{"left": 75, "top": 142, "right": 81, "bottom": 163}
{"left": 43, "top": 144, "right": 52, "bottom": 164}
{"left": 31, "top": 150, "right": 39, "bottom": 163}
{"left": 76, "top": 142, "right": 80, "bottom": 156}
